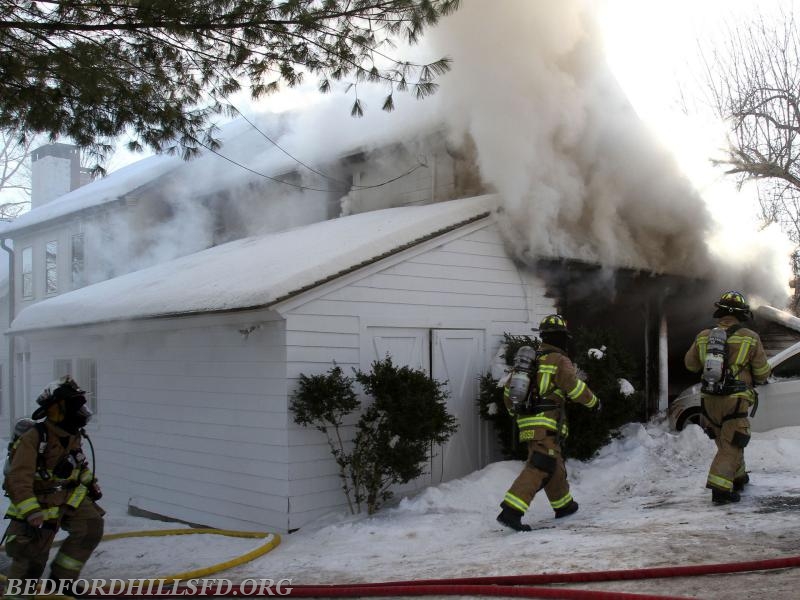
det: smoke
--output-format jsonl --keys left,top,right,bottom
{"left": 424, "top": 0, "right": 791, "bottom": 306}
{"left": 88, "top": 0, "right": 791, "bottom": 310}
{"left": 89, "top": 83, "right": 448, "bottom": 279}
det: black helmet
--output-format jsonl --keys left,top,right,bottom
{"left": 538, "top": 314, "right": 569, "bottom": 334}
{"left": 32, "top": 376, "right": 87, "bottom": 420}
{"left": 713, "top": 290, "right": 752, "bottom": 320}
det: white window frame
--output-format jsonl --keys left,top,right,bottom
{"left": 21, "top": 246, "right": 33, "bottom": 299}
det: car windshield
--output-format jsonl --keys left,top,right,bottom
{"left": 771, "top": 349, "right": 800, "bottom": 379}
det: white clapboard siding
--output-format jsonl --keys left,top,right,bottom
{"left": 14, "top": 215, "right": 556, "bottom": 533}
{"left": 283, "top": 222, "right": 555, "bottom": 529}
{"left": 19, "top": 313, "right": 293, "bottom": 531}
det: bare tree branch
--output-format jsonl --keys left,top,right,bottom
{"left": 0, "top": 128, "right": 34, "bottom": 220}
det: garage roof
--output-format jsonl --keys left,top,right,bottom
{"left": 9, "top": 195, "right": 498, "bottom": 333}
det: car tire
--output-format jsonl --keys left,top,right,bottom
{"left": 676, "top": 407, "right": 702, "bottom": 431}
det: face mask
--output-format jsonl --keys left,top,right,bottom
{"left": 59, "top": 397, "right": 92, "bottom": 433}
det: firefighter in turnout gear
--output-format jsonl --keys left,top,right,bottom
{"left": 3, "top": 376, "right": 104, "bottom": 587}
{"left": 685, "top": 291, "right": 771, "bottom": 505}
{"left": 497, "top": 315, "right": 600, "bottom": 532}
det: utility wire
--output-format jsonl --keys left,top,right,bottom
{"left": 225, "top": 103, "right": 433, "bottom": 193}
{"left": 176, "top": 46, "right": 429, "bottom": 194}
{"left": 191, "top": 135, "right": 427, "bottom": 194}
{"left": 232, "top": 108, "right": 354, "bottom": 188}
{"left": 212, "top": 105, "right": 430, "bottom": 193}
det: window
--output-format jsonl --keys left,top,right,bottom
{"left": 53, "top": 358, "right": 98, "bottom": 415}
{"left": 76, "top": 359, "right": 97, "bottom": 414}
{"left": 16, "top": 352, "right": 30, "bottom": 416}
{"left": 71, "top": 234, "right": 85, "bottom": 288}
{"left": 45, "top": 240, "right": 57, "bottom": 295}
{"left": 21, "top": 247, "right": 32, "bottom": 299}
{"left": 53, "top": 359, "right": 72, "bottom": 380}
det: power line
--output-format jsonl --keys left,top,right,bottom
{"left": 180, "top": 47, "right": 427, "bottom": 193}
{"left": 226, "top": 103, "right": 430, "bottom": 192}
{"left": 232, "top": 109, "right": 353, "bottom": 187}
{"left": 192, "top": 136, "right": 427, "bottom": 194}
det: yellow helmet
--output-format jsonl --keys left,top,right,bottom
{"left": 538, "top": 314, "right": 569, "bottom": 334}
{"left": 713, "top": 290, "right": 752, "bottom": 319}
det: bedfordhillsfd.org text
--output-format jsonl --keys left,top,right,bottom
{"left": 5, "top": 577, "right": 294, "bottom": 596}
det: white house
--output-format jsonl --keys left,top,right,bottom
{"left": 0, "top": 121, "right": 485, "bottom": 432}
{"left": 7, "top": 195, "right": 573, "bottom": 531}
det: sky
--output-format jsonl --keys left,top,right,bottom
{"left": 3, "top": 418, "right": 799, "bottom": 598}
{"left": 597, "top": 0, "right": 768, "bottom": 212}
{"left": 5, "top": 6, "right": 800, "bottom": 595}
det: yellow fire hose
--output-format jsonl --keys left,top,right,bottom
{"left": 0, "top": 527, "right": 281, "bottom": 598}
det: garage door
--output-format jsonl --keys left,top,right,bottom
{"left": 431, "top": 329, "right": 485, "bottom": 482}
{"left": 364, "top": 327, "right": 429, "bottom": 374}
{"left": 364, "top": 327, "right": 485, "bottom": 485}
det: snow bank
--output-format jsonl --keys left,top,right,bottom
{"left": 3, "top": 420, "right": 799, "bottom": 589}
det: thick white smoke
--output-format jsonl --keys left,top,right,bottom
{"left": 95, "top": 0, "right": 791, "bottom": 308}
{"left": 425, "top": 0, "right": 791, "bottom": 306}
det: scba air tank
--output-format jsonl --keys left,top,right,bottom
{"left": 507, "top": 346, "right": 537, "bottom": 410}
{"left": 507, "top": 371, "right": 531, "bottom": 410}
{"left": 702, "top": 327, "right": 727, "bottom": 393}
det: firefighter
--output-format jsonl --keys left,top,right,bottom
{"left": 685, "top": 291, "right": 771, "bottom": 504}
{"left": 497, "top": 314, "right": 600, "bottom": 532}
{"left": 3, "top": 376, "right": 104, "bottom": 589}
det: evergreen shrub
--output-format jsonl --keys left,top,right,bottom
{"left": 291, "top": 357, "right": 458, "bottom": 515}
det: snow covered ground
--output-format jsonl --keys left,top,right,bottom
{"left": 4, "top": 419, "right": 800, "bottom": 598}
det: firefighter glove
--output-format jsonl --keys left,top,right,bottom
{"left": 88, "top": 480, "right": 103, "bottom": 501}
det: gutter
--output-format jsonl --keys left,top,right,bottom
{"left": 1, "top": 238, "right": 14, "bottom": 432}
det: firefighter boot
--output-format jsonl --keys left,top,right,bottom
{"left": 496, "top": 505, "right": 532, "bottom": 532}
{"left": 554, "top": 500, "right": 579, "bottom": 519}
{"left": 733, "top": 473, "right": 750, "bottom": 492}
{"left": 712, "top": 489, "right": 741, "bottom": 505}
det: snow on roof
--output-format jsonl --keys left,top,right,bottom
{"left": 0, "top": 153, "right": 181, "bottom": 235}
{"left": 9, "top": 195, "right": 498, "bottom": 333}
{"left": 0, "top": 118, "right": 304, "bottom": 237}
{"left": 755, "top": 304, "right": 800, "bottom": 333}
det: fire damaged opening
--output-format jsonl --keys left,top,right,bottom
{"left": 533, "top": 258, "right": 715, "bottom": 417}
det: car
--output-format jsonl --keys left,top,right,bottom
{"left": 669, "top": 340, "right": 800, "bottom": 433}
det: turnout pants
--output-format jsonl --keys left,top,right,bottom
{"left": 503, "top": 431, "right": 574, "bottom": 515}
{"left": 5, "top": 499, "right": 104, "bottom": 580}
{"left": 702, "top": 395, "right": 751, "bottom": 492}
